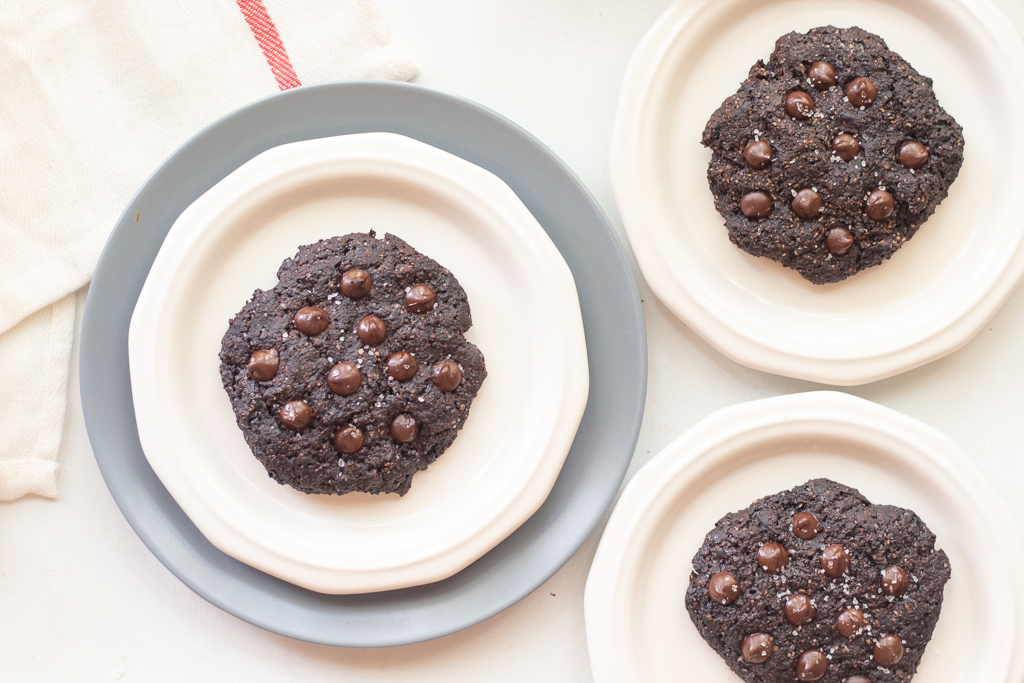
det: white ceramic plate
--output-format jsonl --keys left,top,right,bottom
{"left": 611, "top": 0, "right": 1024, "bottom": 385}
{"left": 128, "top": 132, "right": 589, "bottom": 594}
{"left": 584, "top": 391, "right": 1024, "bottom": 682}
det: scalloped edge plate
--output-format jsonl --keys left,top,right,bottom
{"left": 127, "top": 132, "right": 589, "bottom": 594}
{"left": 584, "top": 391, "right": 1024, "bottom": 682}
{"left": 611, "top": 0, "right": 1024, "bottom": 385}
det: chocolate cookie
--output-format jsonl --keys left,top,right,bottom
{"left": 686, "top": 479, "right": 950, "bottom": 683}
{"left": 702, "top": 26, "right": 964, "bottom": 284}
{"left": 219, "top": 232, "right": 486, "bottom": 496}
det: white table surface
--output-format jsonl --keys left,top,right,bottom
{"left": 5, "top": 1, "right": 1024, "bottom": 680}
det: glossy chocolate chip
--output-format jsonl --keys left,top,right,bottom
{"left": 873, "top": 635, "right": 905, "bottom": 666}
{"left": 807, "top": 61, "right": 837, "bottom": 90}
{"left": 390, "top": 413, "right": 419, "bottom": 444}
{"left": 340, "top": 268, "right": 372, "bottom": 299}
{"left": 881, "top": 566, "right": 910, "bottom": 597}
{"left": 846, "top": 77, "right": 878, "bottom": 107}
{"left": 796, "top": 650, "right": 828, "bottom": 681}
{"left": 785, "top": 91, "right": 815, "bottom": 120}
{"left": 247, "top": 349, "right": 279, "bottom": 381}
{"left": 742, "top": 633, "right": 774, "bottom": 664}
{"left": 792, "top": 189, "right": 823, "bottom": 219}
{"left": 826, "top": 227, "right": 855, "bottom": 256}
{"left": 785, "top": 594, "right": 816, "bottom": 626}
{"left": 741, "top": 192, "right": 773, "bottom": 218}
{"left": 332, "top": 426, "right": 364, "bottom": 454}
{"left": 898, "top": 141, "right": 929, "bottom": 169}
{"left": 279, "top": 400, "right": 312, "bottom": 430}
{"left": 432, "top": 360, "right": 463, "bottom": 392}
{"left": 821, "top": 544, "right": 850, "bottom": 577}
{"left": 865, "top": 189, "right": 895, "bottom": 221}
{"left": 836, "top": 608, "right": 867, "bottom": 637}
{"left": 744, "top": 140, "right": 774, "bottom": 169}
{"left": 405, "top": 284, "right": 437, "bottom": 313}
{"left": 327, "top": 362, "right": 361, "bottom": 396}
{"left": 294, "top": 306, "right": 330, "bottom": 336}
{"left": 356, "top": 315, "right": 387, "bottom": 346}
{"left": 386, "top": 351, "right": 419, "bottom": 381}
{"left": 708, "top": 571, "right": 740, "bottom": 605}
{"left": 832, "top": 133, "right": 860, "bottom": 161}
{"left": 791, "top": 511, "right": 820, "bottom": 539}
{"left": 757, "top": 542, "right": 788, "bottom": 573}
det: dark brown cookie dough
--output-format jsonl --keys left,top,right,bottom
{"left": 686, "top": 479, "right": 950, "bottom": 683}
{"left": 219, "top": 232, "right": 486, "bottom": 496}
{"left": 702, "top": 26, "right": 964, "bottom": 284}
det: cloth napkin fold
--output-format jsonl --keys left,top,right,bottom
{"left": 0, "top": 0, "right": 418, "bottom": 500}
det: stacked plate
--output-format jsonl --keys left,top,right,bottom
{"left": 80, "top": 82, "right": 647, "bottom": 647}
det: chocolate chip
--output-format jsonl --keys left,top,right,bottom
{"left": 846, "top": 77, "right": 877, "bottom": 106}
{"left": 405, "top": 284, "right": 437, "bottom": 313}
{"left": 340, "top": 268, "right": 372, "bottom": 299}
{"left": 333, "top": 426, "right": 364, "bottom": 454}
{"left": 757, "top": 542, "right": 788, "bottom": 573}
{"left": 826, "top": 227, "right": 855, "bottom": 256}
{"left": 390, "top": 413, "right": 419, "bottom": 444}
{"left": 831, "top": 133, "right": 859, "bottom": 161}
{"left": 327, "top": 362, "right": 361, "bottom": 396}
{"left": 294, "top": 306, "right": 330, "bottom": 336}
{"left": 247, "top": 349, "right": 279, "bottom": 381}
{"left": 792, "top": 189, "right": 822, "bottom": 219}
{"left": 785, "top": 91, "right": 815, "bottom": 119}
{"left": 387, "top": 351, "right": 419, "bottom": 381}
{"left": 742, "top": 633, "right": 773, "bottom": 664}
{"left": 898, "top": 141, "right": 929, "bottom": 169}
{"left": 821, "top": 544, "right": 849, "bottom": 577}
{"left": 796, "top": 650, "right": 828, "bottom": 681}
{"left": 785, "top": 594, "right": 816, "bottom": 625}
{"left": 708, "top": 571, "right": 740, "bottom": 605}
{"left": 432, "top": 360, "right": 463, "bottom": 392}
{"left": 837, "top": 608, "right": 866, "bottom": 637}
{"left": 873, "top": 635, "right": 905, "bottom": 666}
{"left": 741, "top": 192, "right": 773, "bottom": 218}
{"left": 865, "top": 189, "right": 895, "bottom": 221}
{"left": 279, "top": 400, "right": 312, "bottom": 430}
{"left": 356, "top": 315, "right": 387, "bottom": 346}
{"left": 744, "top": 140, "right": 774, "bottom": 169}
{"left": 807, "top": 62, "right": 837, "bottom": 90}
{"left": 881, "top": 566, "right": 910, "bottom": 597}
{"left": 791, "top": 511, "right": 820, "bottom": 539}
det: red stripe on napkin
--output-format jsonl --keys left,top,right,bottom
{"left": 237, "top": 0, "right": 302, "bottom": 90}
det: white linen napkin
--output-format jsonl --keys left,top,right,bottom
{"left": 0, "top": 0, "right": 418, "bottom": 500}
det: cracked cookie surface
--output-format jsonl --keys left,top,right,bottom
{"left": 702, "top": 26, "right": 964, "bottom": 284}
{"left": 686, "top": 479, "right": 950, "bottom": 682}
{"left": 219, "top": 232, "right": 486, "bottom": 496}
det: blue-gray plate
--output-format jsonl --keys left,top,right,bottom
{"left": 80, "top": 81, "right": 646, "bottom": 647}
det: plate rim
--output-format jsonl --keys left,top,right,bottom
{"left": 610, "top": 0, "right": 1024, "bottom": 385}
{"left": 79, "top": 80, "right": 646, "bottom": 646}
{"left": 126, "top": 130, "right": 590, "bottom": 593}
{"left": 583, "top": 390, "right": 1024, "bottom": 682}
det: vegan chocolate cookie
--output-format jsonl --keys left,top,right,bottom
{"left": 702, "top": 26, "right": 964, "bottom": 284}
{"left": 219, "top": 232, "right": 486, "bottom": 496}
{"left": 686, "top": 479, "right": 950, "bottom": 683}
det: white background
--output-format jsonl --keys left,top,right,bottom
{"left": 4, "top": 1, "right": 1024, "bottom": 680}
